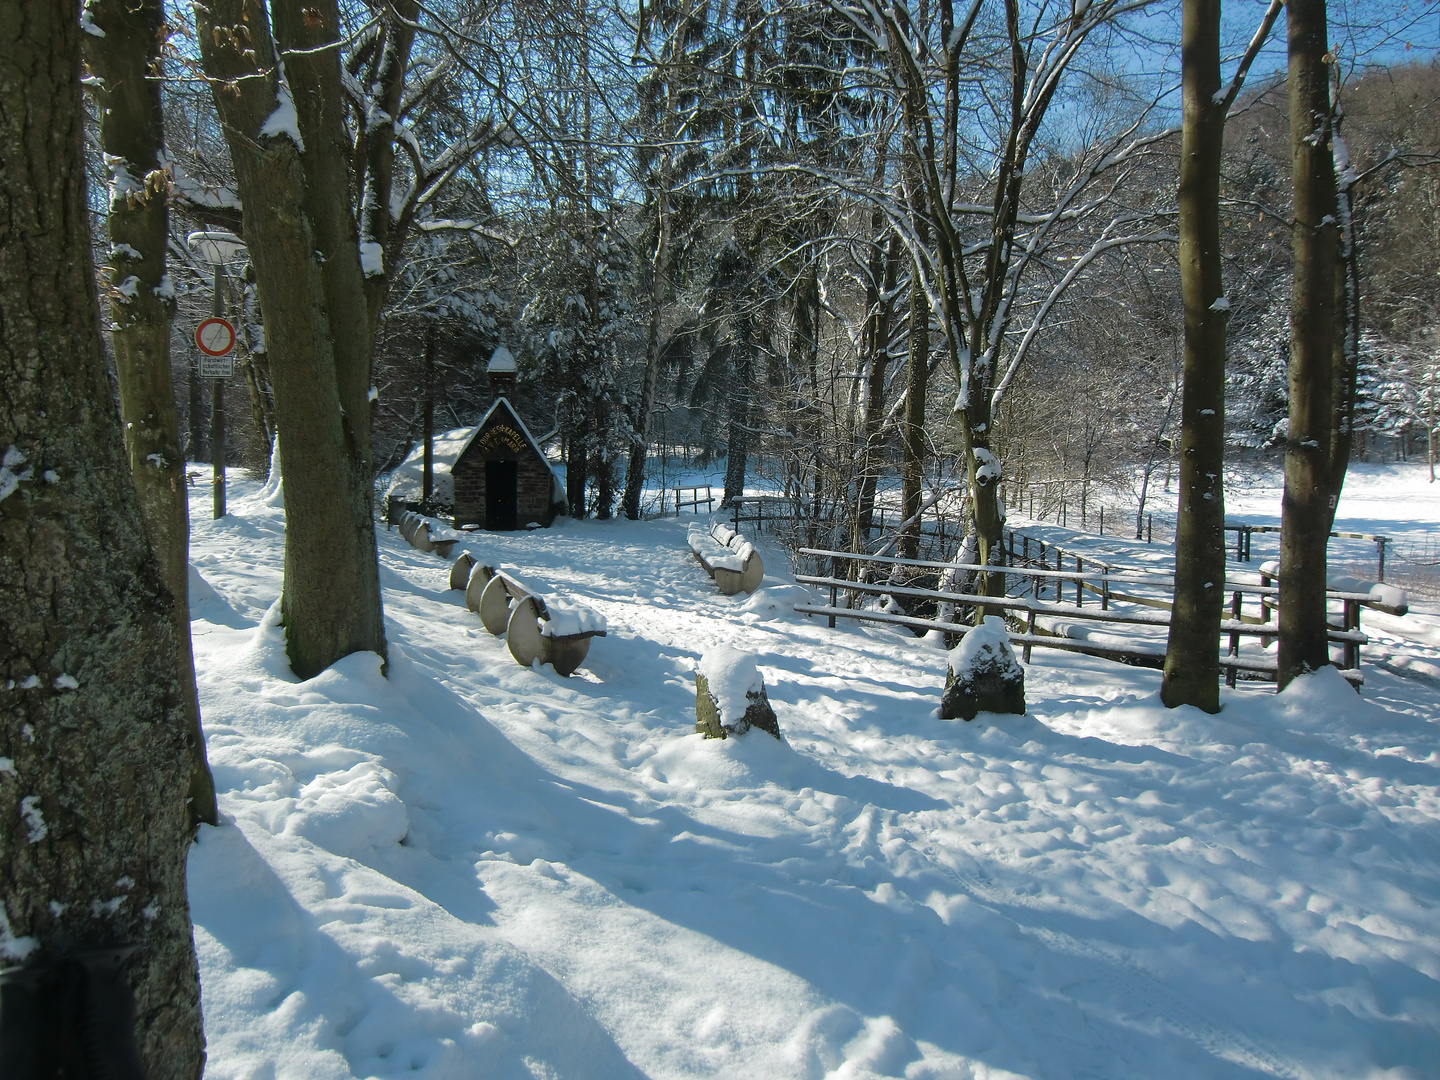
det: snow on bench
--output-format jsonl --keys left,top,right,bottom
{"left": 687, "top": 520, "right": 763, "bottom": 595}
{"left": 447, "top": 556, "right": 606, "bottom": 676}
{"left": 399, "top": 511, "right": 459, "bottom": 558}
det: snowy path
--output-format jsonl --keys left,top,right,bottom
{"left": 185, "top": 475, "right": 1440, "bottom": 1080}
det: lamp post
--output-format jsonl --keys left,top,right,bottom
{"left": 187, "top": 231, "right": 245, "bottom": 518}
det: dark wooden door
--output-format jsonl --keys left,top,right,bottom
{"left": 485, "top": 460, "right": 519, "bottom": 530}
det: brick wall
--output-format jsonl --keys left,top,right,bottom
{"left": 451, "top": 407, "right": 559, "bottom": 529}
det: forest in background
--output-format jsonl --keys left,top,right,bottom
{"left": 97, "top": 0, "right": 1439, "bottom": 544}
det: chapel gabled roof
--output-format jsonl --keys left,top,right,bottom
{"left": 455, "top": 398, "right": 565, "bottom": 507}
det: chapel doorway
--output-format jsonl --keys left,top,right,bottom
{"left": 485, "top": 460, "right": 519, "bottom": 530}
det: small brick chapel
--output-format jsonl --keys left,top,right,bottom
{"left": 450, "top": 346, "right": 567, "bottom": 530}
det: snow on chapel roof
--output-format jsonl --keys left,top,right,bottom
{"left": 487, "top": 344, "right": 517, "bottom": 372}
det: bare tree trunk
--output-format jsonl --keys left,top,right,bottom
{"left": 1161, "top": 0, "right": 1227, "bottom": 713}
{"left": 85, "top": 0, "right": 216, "bottom": 826}
{"left": 239, "top": 267, "right": 277, "bottom": 470}
{"left": 567, "top": 430, "right": 589, "bottom": 518}
{"left": 853, "top": 232, "right": 900, "bottom": 551}
{"left": 0, "top": 2, "right": 205, "bottom": 1073}
{"left": 1324, "top": 109, "right": 1360, "bottom": 524}
{"left": 1278, "top": 0, "right": 1340, "bottom": 688}
{"left": 622, "top": 13, "right": 684, "bottom": 521}
{"left": 422, "top": 323, "right": 436, "bottom": 505}
{"left": 898, "top": 270, "right": 928, "bottom": 560}
{"left": 198, "top": 0, "right": 386, "bottom": 680}
{"left": 622, "top": 178, "right": 669, "bottom": 520}
{"left": 188, "top": 358, "right": 204, "bottom": 460}
{"left": 723, "top": 370, "right": 754, "bottom": 507}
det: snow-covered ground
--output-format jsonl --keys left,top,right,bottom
{"left": 185, "top": 462, "right": 1440, "bottom": 1079}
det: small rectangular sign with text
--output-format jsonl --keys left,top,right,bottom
{"left": 199, "top": 356, "right": 234, "bottom": 379}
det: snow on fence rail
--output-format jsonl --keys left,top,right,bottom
{"left": 794, "top": 546, "right": 1408, "bottom": 688}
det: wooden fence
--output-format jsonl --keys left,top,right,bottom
{"left": 793, "top": 546, "right": 1399, "bottom": 688}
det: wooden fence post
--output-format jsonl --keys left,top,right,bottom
{"left": 1259, "top": 570, "right": 1274, "bottom": 648}
{"left": 1075, "top": 556, "right": 1083, "bottom": 608}
{"left": 1343, "top": 598, "right": 1359, "bottom": 669}
{"left": 1226, "top": 590, "right": 1242, "bottom": 688}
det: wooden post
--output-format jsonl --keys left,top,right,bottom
{"left": 1376, "top": 538, "right": 1386, "bottom": 583}
{"left": 829, "top": 583, "right": 837, "bottom": 629}
{"left": 1259, "top": 570, "right": 1274, "bottom": 648}
{"left": 1075, "top": 555, "right": 1083, "bottom": 608}
{"left": 1226, "top": 590, "right": 1242, "bottom": 688}
{"left": 1024, "top": 609, "right": 1036, "bottom": 663}
{"left": 1147, "top": 514, "right": 1153, "bottom": 543}
{"left": 1343, "top": 598, "right": 1359, "bottom": 669}
{"left": 1101, "top": 571, "right": 1110, "bottom": 611}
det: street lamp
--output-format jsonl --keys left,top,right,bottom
{"left": 186, "top": 231, "right": 245, "bottom": 518}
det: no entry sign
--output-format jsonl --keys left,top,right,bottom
{"left": 195, "top": 317, "right": 236, "bottom": 357}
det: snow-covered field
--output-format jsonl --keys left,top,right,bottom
{"left": 185, "top": 463, "right": 1440, "bottom": 1080}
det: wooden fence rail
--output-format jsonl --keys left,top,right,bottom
{"left": 794, "top": 547, "right": 1394, "bottom": 688}
{"left": 674, "top": 485, "right": 715, "bottom": 516}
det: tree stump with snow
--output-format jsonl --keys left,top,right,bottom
{"left": 941, "top": 615, "right": 1026, "bottom": 721}
{"left": 695, "top": 647, "right": 780, "bottom": 739}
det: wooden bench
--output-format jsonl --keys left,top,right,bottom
{"left": 400, "top": 511, "right": 458, "bottom": 558}
{"left": 506, "top": 593, "right": 607, "bottom": 676}
{"left": 688, "top": 520, "right": 763, "bottom": 595}
{"left": 452, "top": 560, "right": 605, "bottom": 676}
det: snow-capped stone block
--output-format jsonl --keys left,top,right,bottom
{"left": 695, "top": 647, "right": 779, "bottom": 740}
{"left": 941, "top": 615, "right": 1025, "bottom": 721}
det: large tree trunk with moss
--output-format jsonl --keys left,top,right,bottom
{"left": 1278, "top": 0, "right": 1340, "bottom": 689}
{"left": 85, "top": 0, "right": 217, "bottom": 826}
{"left": 1161, "top": 0, "right": 1227, "bottom": 713}
{"left": 0, "top": 2, "right": 205, "bottom": 1074}
{"left": 198, "top": 0, "right": 386, "bottom": 680}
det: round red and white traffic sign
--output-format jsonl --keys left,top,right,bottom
{"left": 195, "top": 317, "right": 236, "bottom": 357}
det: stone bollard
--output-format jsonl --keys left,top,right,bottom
{"left": 940, "top": 615, "right": 1026, "bottom": 721}
{"left": 694, "top": 646, "right": 780, "bottom": 740}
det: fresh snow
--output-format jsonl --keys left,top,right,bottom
{"left": 360, "top": 241, "right": 385, "bottom": 278}
{"left": 946, "top": 615, "right": 1019, "bottom": 680}
{"left": 696, "top": 646, "right": 764, "bottom": 726}
{"left": 260, "top": 79, "right": 305, "bottom": 151}
{"left": 183, "top": 463, "right": 1440, "bottom": 1079}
